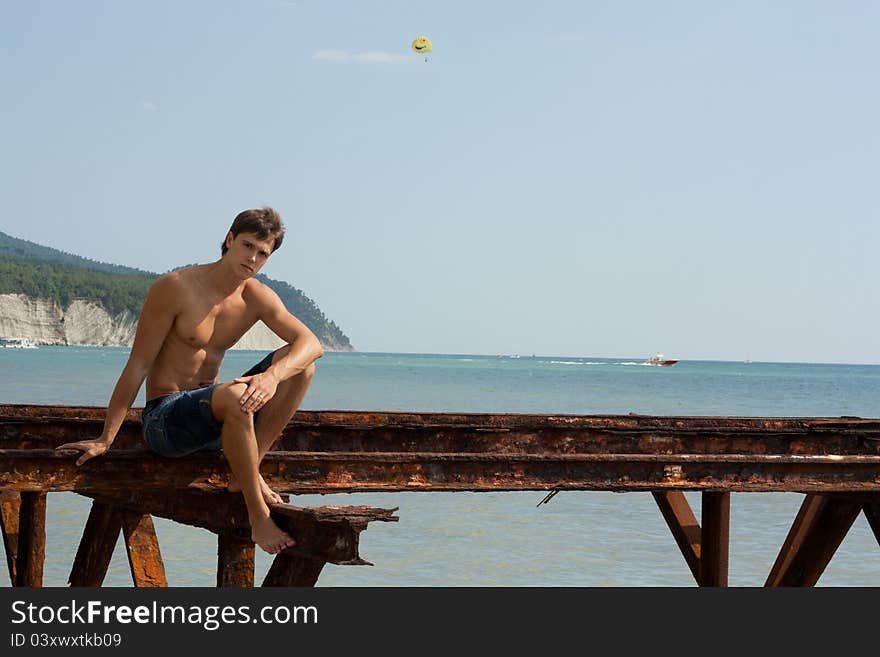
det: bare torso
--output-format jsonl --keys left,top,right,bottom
{"left": 145, "top": 265, "right": 261, "bottom": 400}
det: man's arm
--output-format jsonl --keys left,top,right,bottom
{"left": 56, "top": 275, "right": 180, "bottom": 465}
{"left": 234, "top": 281, "right": 324, "bottom": 411}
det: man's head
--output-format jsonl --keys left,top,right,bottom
{"left": 221, "top": 207, "right": 285, "bottom": 256}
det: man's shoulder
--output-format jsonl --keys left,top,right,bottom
{"left": 154, "top": 265, "right": 206, "bottom": 288}
{"left": 242, "top": 277, "right": 280, "bottom": 307}
{"left": 151, "top": 270, "right": 183, "bottom": 290}
{"left": 243, "top": 276, "right": 271, "bottom": 296}
{"left": 148, "top": 268, "right": 194, "bottom": 301}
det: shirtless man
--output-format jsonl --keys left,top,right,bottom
{"left": 55, "top": 207, "right": 324, "bottom": 554}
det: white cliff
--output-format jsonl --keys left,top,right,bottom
{"left": 230, "top": 320, "right": 287, "bottom": 351}
{"left": 0, "top": 294, "right": 66, "bottom": 345}
{"left": 62, "top": 300, "right": 139, "bottom": 346}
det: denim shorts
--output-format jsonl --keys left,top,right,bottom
{"left": 141, "top": 350, "right": 276, "bottom": 457}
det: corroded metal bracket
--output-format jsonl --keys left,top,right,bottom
{"left": 68, "top": 500, "right": 168, "bottom": 587}
{"left": 0, "top": 490, "right": 20, "bottom": 584}
{"left": 653, "top": 490, "right": 880, "bottom": 587}
{"left": 72, "top": 491, "right": 398, "bottom": 588}
{"left": 652, "top": 491, "right": 729, "bottom": 586}
{"left": 0, "top": 491, "right": 46, "bottom": 587}
{"left": 765, "top": 494, "right": 873, "bottom": 586}
{"left": 262, "top": 505, "right": 399, "bottom": 587}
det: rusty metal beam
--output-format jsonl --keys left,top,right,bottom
{"left": 79, "top": 490, "right": 255, "bottom": 536}
{"left": 260, "top": 504, "right": 399, "bottom": 587}
{"left": 16, "top": 492, "right": 46, "bottom": 587}
{"left": 0, "top": 491, "right": 21, "bottom": 584}
{"left": 765, "top": 494, "right": 864, "bottom": 586}
{"left": 269, "top": 504, "right": 398, "bottom": 566}
{"left": 5, "top": 404, "right": 880, "bottom": 494}
{"left": 3, "top": 449, "right": 880, "bottom": 494}
{"left": 81, "top": 490, "right": 397, "bottom": 566}
{"left": 765, "top": 494, "right": 824, "bottom": 587}
{"left": 121, "top": 512, "right": 167, "bottom": 587}
{"left": 652, "top": 491, "right": 701, "bottom": 582}
{"left": 4, "top": 405, "right": 880, "bottom": 457}
{"left": 217, "top": 534, "right": 255, "bottom": 587}
{"left": 699, "top": 492, "right": 730, "bottom": 587}
{"left": 69, "top": 501, "right": 124, "bottom": 587}
{"left": 262, "top": 555, "right": 324, "bottom": 587}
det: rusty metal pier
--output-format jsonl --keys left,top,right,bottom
{"left": 2, "top": 403, "right": 879, "bottom": 587}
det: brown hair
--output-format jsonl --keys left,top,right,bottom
{"left": 221, "top": 207, "right": 285, "bottom": 255}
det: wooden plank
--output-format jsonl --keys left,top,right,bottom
{"left": 699, "top": 492, "right": 730, "bottom": 587}
{"left": 0, "top": 491, "right": 21, "bottom": 584}
{"left": 217, "top": 534, "right": 255, "bottom": 587}
{"left": 765, "top": 494, "right": 863, "bottom": 586}
{"left": 68, "top": 501, "right": 123, "bottom": 587}
{"left": 16, "top": 491, "right": 47, "bottom": 587}
{"left": 121, "top": 512, "right": 167, "bottom": 587}
{"left": 262, "top": 555, "right": 325, "bottom": 587}
{"left": 652, "top": 491, "right": 701, "bottom": 583}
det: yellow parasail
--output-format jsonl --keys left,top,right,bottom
{"left": 411, "top": 36, "right": 432, "bottom": 61}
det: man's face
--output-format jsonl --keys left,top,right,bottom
{"left": 225, "top": 231, "right": 275, "bottom": 277}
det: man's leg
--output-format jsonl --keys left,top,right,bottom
{"left": 254, "top": 356, "right": 316, "bottom": 458}
{"left": 211, "top": 382, "right": 295, "bottom": 555}
{"left": 228, "top": 349, "right": 316, "bottom": 502}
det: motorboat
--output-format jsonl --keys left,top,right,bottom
{"left": 645, "top": 353, "right": 677, "bottom": 366}
{"left": 0, "top": 337, "right": 38, "bottom": 349}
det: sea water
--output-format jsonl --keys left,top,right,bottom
{"left": 2, "top": 347, "right": 879, "bottom": 586}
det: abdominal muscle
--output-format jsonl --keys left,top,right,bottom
{"left": 145, "top": 333, "right": 227, "bottom": 400}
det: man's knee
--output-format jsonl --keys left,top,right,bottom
{"left": 212, "top": 382, "right": 251, "bottom": 423}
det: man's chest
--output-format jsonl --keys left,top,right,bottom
{"left": 173, "top": 297, "right": 255, "bottom": 349}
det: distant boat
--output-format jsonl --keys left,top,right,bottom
{"left": 0, "top": 337, "right": 38, "bottom": 349}
{"left": 645, "top": 353, "right": 677, "bottom": 366}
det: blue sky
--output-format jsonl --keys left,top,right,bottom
{"left": 2, "top": 1, "right": 878, "bottom": 363}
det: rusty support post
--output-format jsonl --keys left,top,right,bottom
{"left": 765, "top": 494, "right": 824, "bottom": 587}
{"left": 262, "top": 555, "right": 325, "bottom": 587}
{"left": 863, "top": 498, "right": 880, "bottom": 548}
{"left": 16, "top": 492, "right": 47, "bottom": 587}
{"left": 69, "top": 501, "right": 123, "bottom": 586}
{"left": 652, "top": 491, "right": 701, "bottom": 583}
{"left": 699, "top": 491, "right": 729, "bottom": 587}
{"left": 0, "top": 491, "right": 21, "bottom": 585}
{"left": 121, "top": 512, "right": 167, "bottom": 587}
{"left": 217, "top": 534, "right": 255, "bottom": 587}
{"left": 765, "top": 494, "right": 863, "bottom": 586}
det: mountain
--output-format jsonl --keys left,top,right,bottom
{"left": 0, "top": 230, "right": 154, "bottom": 277}
{"left": 0, "top": 230, "right": 354, "bottom": 350}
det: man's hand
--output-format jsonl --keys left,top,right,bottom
{"left": 54, "top": 439, "right": 110, "bottom": 466}
{"left": 233, "top": 372, "right": 279, "bottom": 414}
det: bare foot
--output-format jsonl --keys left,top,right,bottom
{"left": 228, "top": 474, "right": 283, "bottom": 505}
{"left": 250, "top": 515, "right": 296, "bottom": 555}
